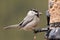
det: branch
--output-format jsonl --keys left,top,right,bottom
{"left": 33, "top": 27, "right": 50, "bottom": 34}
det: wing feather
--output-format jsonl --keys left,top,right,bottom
{"left": 19, "top": 15, "right": 34, "bottom": 27}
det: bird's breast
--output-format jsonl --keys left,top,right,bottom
{"left": 22, "top": 16, "right": 40, "bottom": 31}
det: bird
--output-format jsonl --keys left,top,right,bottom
{"left": 4, "top": 9, "right": 42, "bottom": 31}
{"left": 46, "top": 10, "right": 50, "bottom": 26}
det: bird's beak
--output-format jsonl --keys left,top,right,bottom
{"left": 39, "top": 12, "right": 42, "bottom": 15}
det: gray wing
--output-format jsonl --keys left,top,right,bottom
{"left": 46, "top": 10, "right": 50, "bottom": 16}
{"left": 19, "top": 15, "right": 34, "bottom": 27}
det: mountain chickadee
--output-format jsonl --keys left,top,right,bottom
{"left": 4, "top": 9, "right": 42, "bottom": 31}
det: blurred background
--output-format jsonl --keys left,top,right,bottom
{"left": 0, "top": 0, "right": 48, "bottom": 40}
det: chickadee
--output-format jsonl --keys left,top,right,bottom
{"left": 46, "top": 10, "right": 50, "bottom": 26}
{"left": 4, "top": 9, "right": 42, "bottom": 31}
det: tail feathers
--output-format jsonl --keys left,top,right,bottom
{"left": 3, "top": 24, "right": 19, "bottom": 29}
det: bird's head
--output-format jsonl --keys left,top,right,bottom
{"left": 27, "top": 9, "right": 42, "bottom": 17}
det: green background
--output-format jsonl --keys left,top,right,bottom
{"left": 0, "top": 0, "right": 48, "bottom": 40}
